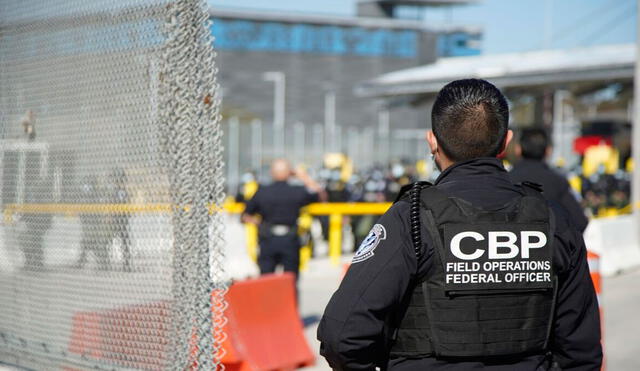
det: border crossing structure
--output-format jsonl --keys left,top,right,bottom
{"left": 0, "top": 1, "right": 226, "bottom": 370}
{"left": 357, "top": 39, "right": 640, "bottom": 274}
{"left": 356, "top": 43, "right": 635, "bottom": 168}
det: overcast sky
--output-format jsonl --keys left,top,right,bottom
{"left": 208, "top": 0, "right": 636, "bottom": 54}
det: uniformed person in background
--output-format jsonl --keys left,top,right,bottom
{"left": 18, "top": 110, "right": 53, "bottom": 270}
{"left": 21, "top": 172, "right": 52, "bottom": 270}
{"left": 510, "top": 128, "right": 589, "bottom": 232}
{"left": 318, "top": 79, "right": 601, "bottom": 371}
{"left": 108, "top": 168, "right": 131, "bottom": 271}
{"left": 75, "top": 175, "right": 110, "bottom": 270}
{"left": 242, "top": 159, "right": 327, "bottom": 281}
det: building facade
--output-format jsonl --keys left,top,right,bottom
{"left": 210, "top": 6, "right": 482, "bottom": 184}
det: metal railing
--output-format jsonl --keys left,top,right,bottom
{"left": 3, "top": 202, "right": 392, "bottom": 266}
{"left": 5, "top": 200, "right": 636, "bottom": 267}
{"left": 223, "top": 202, "right": 393, "bottom": 266}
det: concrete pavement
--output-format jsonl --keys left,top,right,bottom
{"left": 299, "top": 258, "right": 640, "bottom": 371}
{"left": 0, "top": 254, "right": 638, "bottom": 370}
{"left": 602, "top": 268, "right": 640, "bottom": 370}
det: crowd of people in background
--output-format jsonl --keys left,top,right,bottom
{"left": 235, "top": 143, "right": 635, "bottom": 255}
{"left": 576, "top": 167, "right": 632, "bottom": 216}
{"left": 236, "top": 159, "right": 422, "bottom": 251}
{"left": 238, "top": 160, "right": 421, "bottom": 204}
{"left": 238, "top": 158, "right": 634, "bottom": 214}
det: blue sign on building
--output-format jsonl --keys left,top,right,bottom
{"left": 437, "top": 32, "right": 481, "bottom": 57}
{"left": 211, "top": 18, "right": 419, "bottom": 59}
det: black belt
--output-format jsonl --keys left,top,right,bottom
{"left": 260, "top": 223, "right": 297, "bottom": 237}
{"left": 269, "top": 224, "right": 295, "bottom": 236}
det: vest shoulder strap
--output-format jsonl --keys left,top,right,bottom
{"left": 408, "top": 181, "right": 433, "bottom": 260}
{"left": 395, "top": 181, "right": 433, "bottom": 204}
{"left": 516, "top": 182, "right": 551, "bottom": 223}
{"left": 520, "top": 181, "right": 545, "bottom": 197}
{"left": 409, "top": 184, "right": 469, "bottom": 262}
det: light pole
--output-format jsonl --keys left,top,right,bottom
{"left": 251, "top": 119, "right": 262, "bottom": 177}
{"left": 294, "top": 122, "right": 306, "bottom": 163}
{"left": 378, "top": 107, "right": 390, "bottom": 163}
{"left": 324, "top": 89, "right": 336, "bottom": 153}
{"left": 262, "top": 71, "right": 286, "bottom": 158}
{"left": 227, "top": 116, "right": 240, "bottom": 197}
{"left": 313, "top": 123, "right": 325, "bottom": 168}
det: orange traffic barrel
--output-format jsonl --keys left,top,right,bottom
{"left": 68, "top": 302, "right": 171, "bottom": 369}
{"left": 588, "top": 250, "right": 605, "bottom": 371}
{"left": 68, "top": 273, "right": 314, "bottom": 370}
{"left": 220, "top": 272, "right": 315, "bottom": 371}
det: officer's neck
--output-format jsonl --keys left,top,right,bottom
{"left": 435, "top": 153, "right": 455, "bottom": 172}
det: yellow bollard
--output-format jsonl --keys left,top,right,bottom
{"left": 245, "top": 223, "right": 258, "bottom": 262}
{"left": 3, "top": 208, "right": 13, "bottom": 224}
{"left": 298, "top": 212, "right": 314, "bottom": 272}
{"left": 299, "top": 245, "right": 312, "bottom": 272}
{"left": 329, "top": 213, "right": 343, "bottom": 266}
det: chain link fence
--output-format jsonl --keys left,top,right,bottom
{"left": 0, "top": 0, "right": 226, "bottom": 369}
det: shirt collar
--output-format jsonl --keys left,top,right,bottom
{"left": 435, "top": 157, "right": 507, "bottom": 185}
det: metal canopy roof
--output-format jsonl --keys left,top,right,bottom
{"left": 210, "top": 7, "right": 424, "bottom": 30}
{"left": 209, "top": 7, "right": 482, "bottom": 33}
{"left": 364, "top": 0, "right": 478, "bottom": 6}
{"left": 356, "top": 44, "right": 635, "bottom": 97}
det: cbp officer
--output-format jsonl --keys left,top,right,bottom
{"left": 108, "top": 168, "right": 131, "bottom": 271}
{"left": 242, "top": 159, "right": 326, "bottom": 281}
{"left": 317, "top": 79, "right": 602, "bottom": 371}
{"left": 510, "top": 128, "right": 589, "bottom": 232}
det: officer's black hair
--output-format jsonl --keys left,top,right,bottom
{"left": 431, "top": 79, "right": 509, "bottom": 162}
{"left": 519, "top": 127, "right": 549, "bottom": 161}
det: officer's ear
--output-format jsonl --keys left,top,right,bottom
{"left": 426, "top": 130, "right": 438, "bottom": 154}
{"left": 497, "top": 130, "right": 514, "bottom": 158}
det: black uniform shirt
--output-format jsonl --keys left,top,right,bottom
{"left": 510, "top": 159, "right": 589, "bottom": 232}
{"left": 318, "top": 158, "right": 602, "bottom": 371}
{"left": 244, "top": 181, "right": 318, "bottom": 226}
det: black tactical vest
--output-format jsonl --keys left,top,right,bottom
{"left": 390, "top": 183, "right": 557, "bottom": 359}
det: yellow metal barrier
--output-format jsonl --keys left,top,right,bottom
{"left": 306, "top": 203, "right": 392, "bottom": 215}
{"left": 3, "top": 201, "right": 392, "bottom": 266}
{"left": 306, "top": 203, "right": 392, "bottom": 265}
{"left": 6, "top": 200, "right": 639, "bottom": 264}
{"left": 223, "top": 202, "right": 392, "bottom": 266}
{"left": 328, "top": 214, "right": 343, "bottom": 266}
{"left": 245, "top": 223, "right": 259, "bottom": 262}
{"left": 593, "top": 201, "right": 640, "bottom": 219}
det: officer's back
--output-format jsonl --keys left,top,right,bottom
{"left": 245, "top": 177, "right": 317, "bottom": 227}
{"left": 317, "top": 79, "right": 601, "bottom": 371}
{"left": 248, "top": 181, "right": 316, "bottom": 226}
{"left": 510, "top": 128, "right": 589, "bottom": 232}
{"left": 243, "top": 159, "right": 325, "bottom": 279}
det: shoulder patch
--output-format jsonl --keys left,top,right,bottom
{"left": 352, "top": 224, "right": 387, "bottom": 264}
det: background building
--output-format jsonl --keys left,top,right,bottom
{"left": 211, "top": 0, "right": 482, "bottom": 190}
